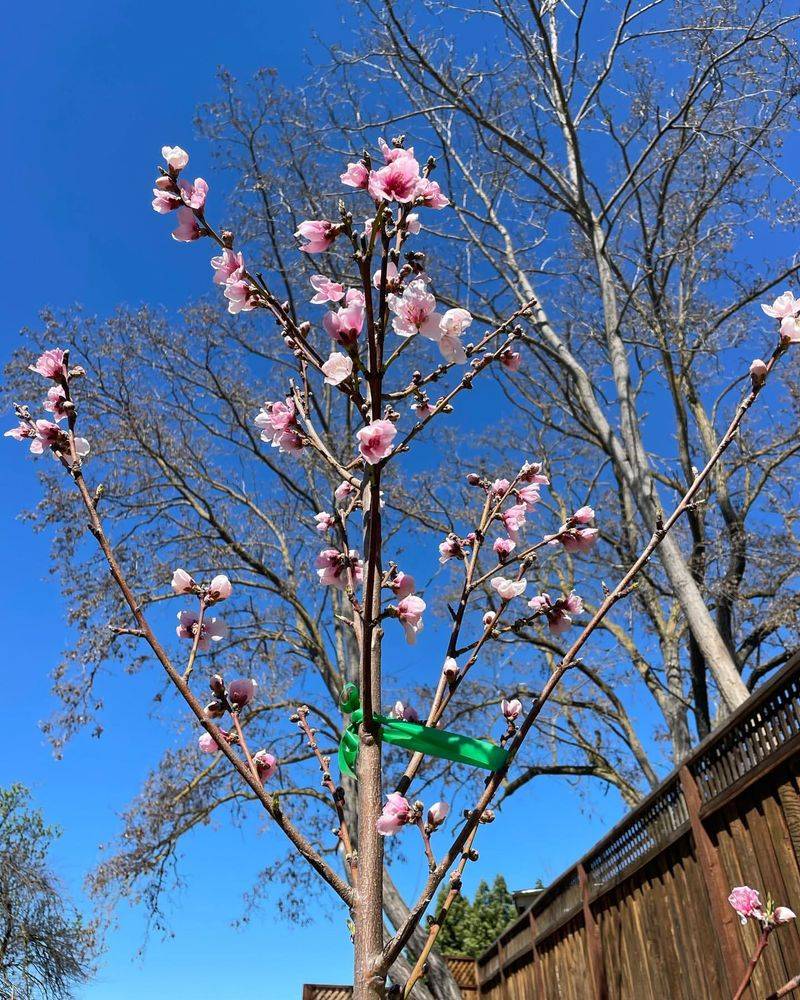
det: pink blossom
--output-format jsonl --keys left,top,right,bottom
{"left": 316, "top": 548, "right": 363, "bottom": 589}
{"left": 179, "top": 177, "right": 208, "bottom": 210}
{"left": 390, "top": 571, "right": 416, "bottom": 600}
{"left": 439, "top": 535, "right": 462, "bottom": 564}
{"left": 520, "top": 462, "right": 549, "bottom": 486}
{"left": 310, "top": 274, "right": 345, "bottom": 304}
{"left": 728, "top": 886, "right": 763, "bottom": 925}
{"left": 162, "top": 145, "right": 189, "bottom": 171}
{"left": 501, "top": 350, "right": 522, "bottom": 372}
{"left": 171, "top": 568, "right": 196, "bottom": 595}
{"left": 491, "top": 576, "right": 527, "bottom": 601}
{"left": 253, "top": 749, "right": 278, "bottom": 781}
{"left": 396, "top": 594, "right": 426, "bottom": 644}
{"left": 491, "top": 479, "right": 511, "bottom": 497}
{"left": 501, "top": 503, "right": 527, "bottom": 540}
{"left": 28, "top": 420, "right": 65, "bottom": 456}
{"left": 295, "top": 220, "right": 336, "bottom": 253}
{"left": 517, "top": 484, "right": 540, "bottom": 510}
{"left": 373, "top": 260, "right": 399, "bottom": 290}
{"left": 254, "top": 400, "right": 304, "bottom": 455}
{"left": 388, "top": 279, "right": 441, "bottom": 338}
{"left": 761, "top": 291, "right": 798, "bottom": 319}
{"left": 368, "top": 156, "right": 422, "bottom": 203}
{"left": 415, "top": 177, "right": 450, "bottom": 209}
{"left": 493, "top": 537, "right": 516, "bottom": 561}
{"left": 340, "top": 161, "right": 370, "bottom": 189}
{"left": 390, "top": 701, "right": 420, "bottom": 723}
{"left": 434, "top": 308, "right": 472, "bottom": 364}
{"left": 356, "top": 419, "right": 396, "bottom": 465}
{"left": 224, "top": 276, "right": 257, "bottom": 314}
{"left": 198, "top": 729, "right": 228, "bottom": 753}
{"left": 152, "top": 188, "right": 181, "bottom": 213}
{"left": 321, "top": 352, "right": 354, "bottom": 386}
{"left": 411, "top": 399, "right": 435, "bottom": 420}
{"left": 228, "top": 678, "right": 257, "bottom": 709}
{"left": 378, "top": 137, "right": 415, "bottom": 163}
{"left": 211, "top": 249, "right": 244, "bottom": 285}
{"left": 427, "top": 801, "right": 449, "bottom": 828}
{"left": 172, "top": 206, "right": 202, "bottom": 242}
{"left": 573, "top": 505, "right": 595, "bottom": 524}
{"left": 4, "top": 422, "right": 37, "bottom": 445}
{"left": 376, "top": 792, "right": 412, "bottom": 836}
{"left": 323, "top": 302, "right": 365, "bottom": 347}
{"left": 780, "top": 315, "right": 800, "bottom": 343}
{"left": 176, "top": 611, "right": 227, "bottom": 650}
{"left": 501, "top": 698, "right": 522, "bottom": 721}
{"left": 774, "top": 907, "right": 797, "bottom": 925}
{"left": 207, "top": 575, "right": 232, "bottom": 603}
{"left": 315, "top": 511, "right": 335, "bottom": 533}
{"left": 29, "top": 349, "right": 66, "bottom": 380}
{"left": 43, "top": 385, "right": 69, "bottom": 421}
{"left": 335, "top": 480, "right": 357, "bottom": 503}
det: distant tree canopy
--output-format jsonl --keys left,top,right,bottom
{"left": 0, "top": 785, "right": 98, "bottom": 1000}
{"left": 436, "top": 875, "right": 521, "bottom": 958}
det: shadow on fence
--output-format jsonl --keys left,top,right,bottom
{"left": 475, "top": 649, "right": 800, "bottom": 999}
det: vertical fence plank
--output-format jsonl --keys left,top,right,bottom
{"left": 679, "top": 765, "right": 746, "bottom": 993}
{"left": 578, "top": 863, "right": 608, "bottom": 1000}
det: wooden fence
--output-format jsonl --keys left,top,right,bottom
{"left": 475, "top": 649, "right": 800, "bottom": 999}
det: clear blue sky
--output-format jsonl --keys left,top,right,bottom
{"left": 2, "top": 3, "right": 636, "bottom": 997}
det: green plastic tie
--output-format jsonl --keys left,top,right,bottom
{"left": 337, "top": 685, "right": 508, "bottom": 779}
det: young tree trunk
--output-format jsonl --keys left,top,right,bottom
{"left": 354, "top": 733, "right": 386, "bottom": 998}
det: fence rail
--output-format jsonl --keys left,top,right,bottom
{"left": 476, "top": 649, "right": 800, "bottom": 998}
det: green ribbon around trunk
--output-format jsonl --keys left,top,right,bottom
{"left": 337, "top": 683, "right": 508, "bottom": 779}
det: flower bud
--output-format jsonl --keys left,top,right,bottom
{"left": 209, "top": 673, "right": 225, "bottom": 697}
{"left": 442, "top": 657, "right": 459, "bottom": 681}
{"left": 427, "top": 801, "right": 449, "bottom": 828}
{"left": 774, "top": 906, "right": 796, "bottom": 925}
{"left": 228, "top": 678, "right": 258, "bottom": 709}
{"left": 253, "top": 749, "right": 278, "bottom": 781}
{"left": 480, "top": 809, "right": 496, "bottom": 824}
{"left": 206, "top": 574, "right": 232, "bottom": 604}
{"left": 198, "top": 728, "right": 228, "bottom": 753}
{"left": 501, "top": 697, "right": 522, "bottom": 721}
{"left": 171, "top": 568, "right": 196, "bottom": 595}
{"left": 749, "top": 358, "right": 768, "bottom": 390}
{"left": 204, "top": 699, "right": 226, "bottom": 719}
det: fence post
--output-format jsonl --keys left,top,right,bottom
{"left": 578, "top": 862, "right": 608, "bottom": 1000}
{"left": 679, "top": 764, "right": 746, "bottom": 993}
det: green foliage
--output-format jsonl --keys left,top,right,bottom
{"left": 435, "top": 874, "right": 518, "bottom": 958}
{"left": 0, "top": 784, "right": 99, "bottom": 999}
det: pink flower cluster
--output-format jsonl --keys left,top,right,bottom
{"left": 377, "top": 792, "right": 413, "bottom": 836}
{"left": 528, "top": 590, "right": 583, "bottom": 634}
{"left": 211, "top": 249, "right": 257, "bottom": 315}
{"left": 728, "top": 885, "right": 796, "bottom": 927}
{"left": 254, "top": 400, "right": 304, "bottom": 455}
{"left": 151, "top": 146, "right": 207, "bottom": 243}
{"left": 5, "top": 350, "right": 90, "bottom": 460}
{"left": 171, "top": 568, "right": 233, "bottom": 605}
{"left": 549, "top": 506, "right": 599, "bottom": 553}
{"left": 762, "top": 291, "right": 800, "bottom": 342}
